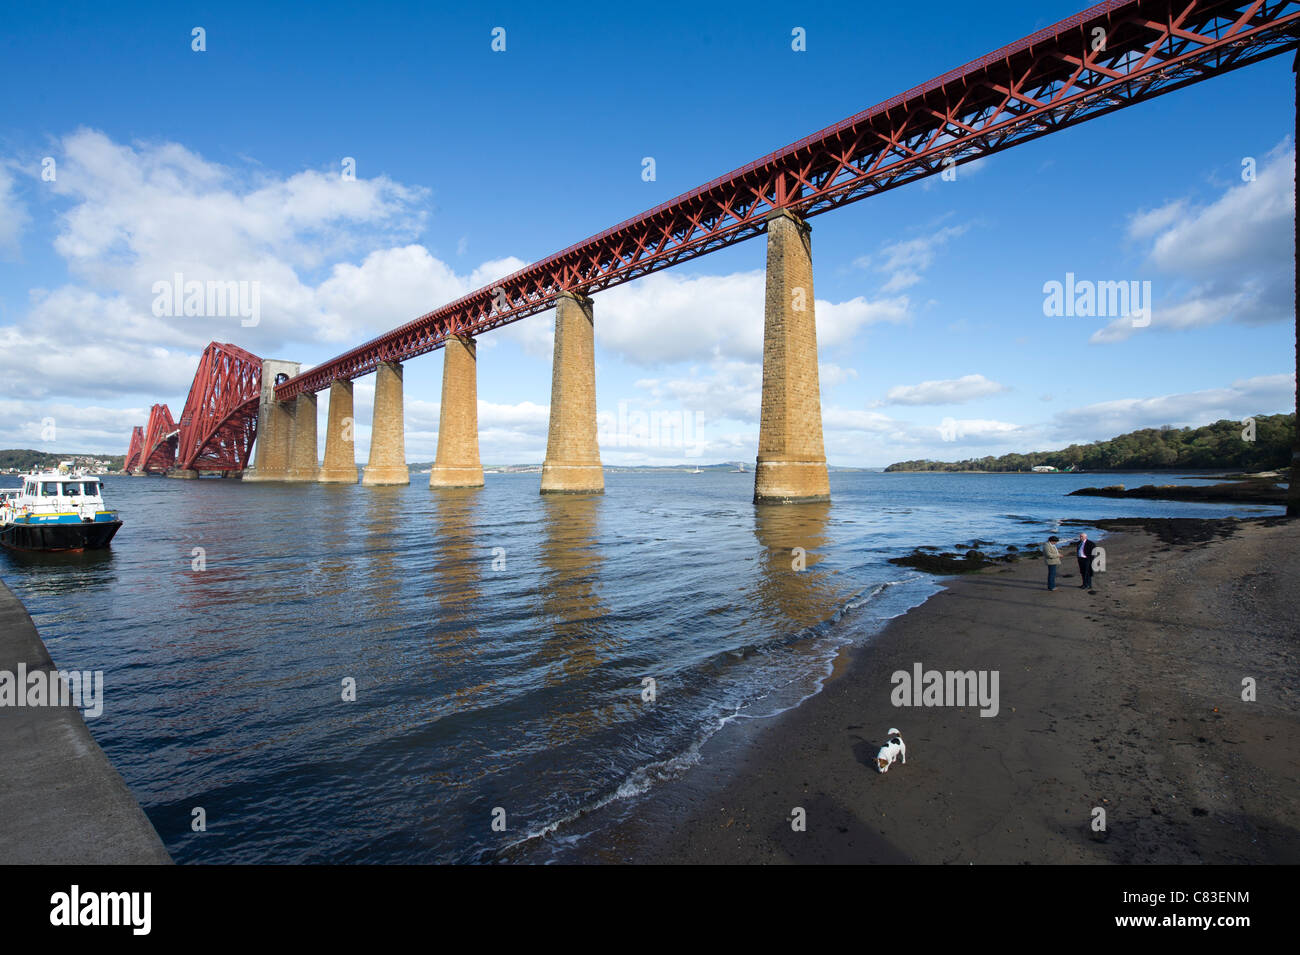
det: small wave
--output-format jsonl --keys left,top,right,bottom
{"left": 492, "top": 570, "right": 940, "bottom": 862}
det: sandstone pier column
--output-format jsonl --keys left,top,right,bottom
{"left": 753, "top": 210, "right": 830, "bottom": 504}
{"left": 429, "top": 335, "right": 484, "bottom": 489}
{"left": 541, "top": 291, "right": 603, "bottom": 494}
{"left": 244, "top": 359, "right": 301, "bottom": 483}
{"left": 285, "top": 392, "right": 320, "bottom": 482}
{"left": 361, "top": 360, "right": 410, "bottom": 486}
{"left": 246, "top": 400, "right": 292, "bottom": 481}
{"left": 318, "top": 380, "right": 359, "bottom": 484}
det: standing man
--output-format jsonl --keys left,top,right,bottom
{"left": 1043, "top": 535, "right": 1062, "bottom": 591}
{"left": 1075, "top": 532, "right": 1098, "bottom": 589}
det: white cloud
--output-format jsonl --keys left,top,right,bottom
{"left": 0, "top": 399, "right": 147, "bottom": 450}
{"left": 314, "top": 247, "right": 531, "bottom": 339}
{"left": 1049, "top": 373, "right": 1293, "bottom": 440}
{"left": 819, "top": 363, "right": 859, "bottom": 388}
{"left": 877, "top": 373, "right": 1008, "bottom": 406}
{"left": 501, "top": 269, "right": 909, "bottom": 367}
{"left": 38, "top": 128, "right": 430, "bottom": 351}
{"left": 634, "top": 358, "right": 763, "bottom": 422}
{"left": 1097, "top": 145, "right": 1294, "bottom": 344}
{"left": 1126, "top": 199, "right": 1189, "bottom": 241}
{"left": 858, "top": 224, "right": 969, "bottom": 292}
{"left": 0, "top": 130, "right": 538, "bottom": 402}
{"left": 0, "top": 164, "right": 28, "bottom": 257}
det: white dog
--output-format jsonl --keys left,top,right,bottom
{"left": 875, "top": 728, "right": 906, "bottom": 774}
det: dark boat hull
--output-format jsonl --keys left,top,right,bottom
{"left": 0, "top": 520, "right": 122, "bottom": 553}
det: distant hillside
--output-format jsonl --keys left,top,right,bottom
{"left": 885, "top": 414, "right": 1295, "bottom": 473}
{"left": 0, "top": 449, "right": 125, "bottom": 471}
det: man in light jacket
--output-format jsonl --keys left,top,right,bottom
{"left": 1042, "top": 535, "right": 1062, "bottom": 591}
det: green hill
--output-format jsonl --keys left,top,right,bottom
{"left": 885, "top": 414, "right": 1294, "bottom": 473}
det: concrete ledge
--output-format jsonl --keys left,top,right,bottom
{"left": 360, "top": 465, "right": 410, "bottom": 486}
{"left": 0, "top": 578, "right": 172, "bottom": 864}
{"left": 317, "top": 468, "right": 359, "bottom": 484}
{"left": 429, "top": 464, "right": 484, "bottom": 489}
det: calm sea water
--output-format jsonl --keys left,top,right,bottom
{"left": 0, "top": 469, "right": 1279, "bottom": 863}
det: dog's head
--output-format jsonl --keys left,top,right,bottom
{"left": 876, "top": 756, "right": 890, "bottom": 773}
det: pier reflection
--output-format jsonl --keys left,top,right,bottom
{"left": 361, "top": 488, "right": 404, "bottom": 630}
{"left": 427, "top": 489, "right": 483, "bottom": 658}
{"left": 423, "top": 488, "right": 495, "bottom": 716}
{"left": 527, "top": 494, "right": 626, "bottom": 751}
{"left": 536, "top": 495, "right": 610, "bottom": 685}
{"left": 750, "top": 501, "right": 839, "bottom": 631}
{"left": 310, "top": 484, "right": 355, "bottom": 602}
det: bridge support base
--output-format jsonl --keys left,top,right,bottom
{"left": 430, "top": 335, "right": 484, "bottom": 489}
{"left": 541, "top": 292, "right": 603, "bottom": 494}
{"left": 754, "top": 210, "right": 830, "bottom": 505}
{"left": 319, "top": 380, "right": 359, "bottom": 484}
{"left": 166, "top": 469, "right": 199, "bottom": 479}
{"left": 362, "top": 360, "right": 410, "bottom": 486}
{"left": 285, "top": 392, "right": 319, "bottom": 482}
{"left": 244, "top": 359, "right": 301, "bottom": 482}
{"left": 244, "top": 399, "right": 293, "bottom": 482}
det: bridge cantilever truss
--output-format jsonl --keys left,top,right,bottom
{"left": 175, "top": 342, "right": 263, "bottom": 473}
{"left": 123, "top": 342, "right": 262, "bottom": 475}
{"left": 124, "top": 426, "right": 145, "bottom": 473}
{"left": 135, "top": 404, "right": 179, "bottom": 474}
{"left": 276, "top": 0, "right": 1300, "bottom": 401}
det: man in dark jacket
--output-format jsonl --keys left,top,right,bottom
{"left": 1074, "top": 533, "right": 1098, "bottom": 589}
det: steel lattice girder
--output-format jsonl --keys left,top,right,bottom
{"left": 140, "top": 403, "right": 178, "bottom": 474}
{"left": 176, "top": 342, "right": 263, "bottom": 472}
{"left": 275, "top": 0, "right": 1300, "bottom": 401}
{"left": 124, "top": 426, "right": 145, "bottom": 472}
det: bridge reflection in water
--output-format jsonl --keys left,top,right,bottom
{"left": 751, "top": 501, "right": 839, "bottom": 633}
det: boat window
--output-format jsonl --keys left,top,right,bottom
{"left": 62, "top": 483, "right": 79, "bottom": 496}
{"left": 40, "top": 482, "right": 59, "bottom": 496}
{"left": 84, "top": 482, "right": 100, "bottom": 496}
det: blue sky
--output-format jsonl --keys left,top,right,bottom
{"left": 0, "top": 0, "right": 1294, "bottom": 466}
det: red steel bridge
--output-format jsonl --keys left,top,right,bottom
{"left": 128, "top": 0, "right": 1299, "bottom": 471}
{"left": 125, "top": 342, "right": 262, "bottom": 475}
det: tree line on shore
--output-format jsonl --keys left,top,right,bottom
{"left": 0, "top": 449, "right": 127, "bottom": 471}
{"left": 885, "top": 414, "right": 1294, "bottom": 473}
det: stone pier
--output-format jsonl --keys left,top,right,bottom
{"left": 753, "top": 210, "right": 830, "bottom": 504}
{"left": 318, "top": 379, "right": 359, "bottom": 484}
{"left": 166, "top": 469, "right": 199, "bottom": 479}
{"left": 429, "top": 335, "right": 484, "bottom": 489}
{"left": 541, "top": 291, "right": 603, "bottom": 494}
{"left": 244, "top": 359, "right": 301, "bottom": 483}
{"left": 361, "top": 360, "right": 410, "bottom": 486}
{"left": 285, "top": 391, "right": 319, "bottom": 482}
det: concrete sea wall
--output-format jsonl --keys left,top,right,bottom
{"left": 0, "top": 577, "right": 171, "bottom": 864}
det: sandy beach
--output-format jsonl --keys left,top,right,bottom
{"left": 576, "top": 516, "right": 1300, "bottom": 864}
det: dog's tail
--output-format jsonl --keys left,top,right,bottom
{"left": 887, "top": 727, "right": 902, "bottom": 738}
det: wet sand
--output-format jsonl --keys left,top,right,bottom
{"left": 579, "top": 516, "right": 1300, "bottom": 864}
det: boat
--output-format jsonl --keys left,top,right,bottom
{"left": 690, "top": 466, "right": 703, "bottom": 474}
{"left": 0, "top": 462, "right": 123, "bottom": 552}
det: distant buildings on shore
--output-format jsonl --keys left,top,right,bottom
{"left": 1, "top": 455, "right": 115, "bottom": 475}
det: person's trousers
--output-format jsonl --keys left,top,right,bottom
{"left": 1047, "top": 564, "right": 1057, "bottom": 590}
{"left": 1077, "top": 556, "right": 1093, "bottom": 588}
